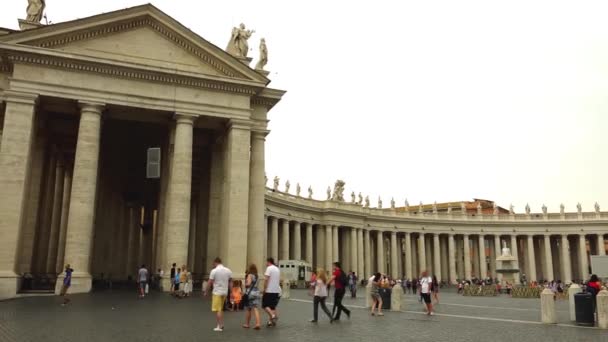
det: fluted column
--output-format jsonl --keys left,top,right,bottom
{"left": 494, "top": 235, "right": 501, "bottom": 278}
{"left": 55, "top": 166, "right": 72, "bottom": 273}
{"left": 561, "top": 235, "right": 572, "bottom": 284}
{"left": 292, "top": 221, "right": 301, "bottom": 261}
{"left": 510, "top": 235, "right": 520, "bottom": 284}
{"left": 46, "top": 156, "right": 65, "bottom": 273}
{"left": 433, "top": 234, "right": 441, "bottom": 281}
{"left": 527, "top": 235, "right": 537, "bottom": 281}
{"left": 463, "top": 234, "right": 471, "bottom": 280}
{"left": 598, "top": 234, "right": 606, "bottom": 256}
{"left": 404, "top": 233, "right": 413, "bottom": 279}
{"left": 448, "top": 234, "right": 456, "bottom": 284}
{"left": 59, "top": 102, "right": 104, "bottom": 294}
{"left": 333, "top": 226, "right": 339, "bottom": 262}
{"left": 543, "top": 235, "right": 554, "bottom": 281}
{"left": 376, "top": 231, "right": 385, "bottom": 273}
{"left": 418, "top": 233, "right": 426, "bottom": 273}
{"left": 281, "top": 219, "right": 290, "bottom": 260}
{"left": 270, "top": 217, "right": 279, "bottom": 259}
{"left": 351, "top": 228, "right": 359, "bottom": 274}
{"left": 478, "top": 235, "right": 487, "bottom": 279}
{"left": 305, "top": 223, "right": 313, "bottom": 264}
{"left": 357, "top": 228, "right": 364, "bottom": 278}
{"left": 0, "top": 92, "right": 38, "bottom": 299}
{"left": 390, "top": 231, "right": 398, "bottom": 278}
{"left": 325, "top": 225, "right": 333, "bottom": 271}
{"left": 364, "top": 229, "right": 371, "bottom": 277}
{"left": 247, "top": 130, "right": 267, "bottom": 269}
{"left": 579, "top": 235, "right": 589, "bottom": 281}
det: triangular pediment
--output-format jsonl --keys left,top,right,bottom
{"left": 0, "top": 4, "right": 268, "bottom": 83}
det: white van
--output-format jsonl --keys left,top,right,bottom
{"left": 278, "top": 260, "right": 313, "bottom": 288}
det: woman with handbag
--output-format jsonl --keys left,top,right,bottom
{"left": 242, "top": 264, "right": 261, "bottom": 330}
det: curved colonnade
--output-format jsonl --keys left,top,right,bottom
{"left": 264, "top": 189, "right": 608, "bottom": 284}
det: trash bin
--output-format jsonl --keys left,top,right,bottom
{"left": 379, "top": 288, "right": 391, "bottom": 310}
{"left": 574, "top": 292, "right": 595, "bottom": 326}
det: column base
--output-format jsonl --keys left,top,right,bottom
{"left": 55, "top": 272, "right": 92, "bottom": 295}
{"left": 0, "top": 271, "right": 20, "bottom": 300}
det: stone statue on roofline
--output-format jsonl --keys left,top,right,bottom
{"left": 285, "top": 180, "right": 290, "bottom": 193}
{"left": 595, "top": 202, "right": 600, "bottom": 213}
{"left": 560, "top": 203, "right": 565, "bottom": 215}
{"left": 308, "top": 186, "right": 313, "bottom": 199}
{"left": 404, "top": 199, "right": 409, "bottom": 209}
{"left": 432, "top": 201, "right": 438, "bottom": 214}
{"left": 227, "top": 23, "right": 255, "bottom": 57}
{"left": 357, "top": 192, "right": 363, "bottom": 205}
{"left": 476, "top": 202, "right": 482, "bottom": 214}
{"left": 378, "top": 197, "right": 383, "bottom": 209}
{"left": 419, "top": 202, "right": 424, "bottom": 213}
{"left": 542, "top": 204, "right": 547, "bottom": 215}
{"left": 493, "top": 202, "right": 498, "bottom": 215}
{"left": 351, "top": 191, "right": 356, "bottom": 203}
{"left": 273, "top": 176, "right": 279, "bottom": 191}
{"left": 327, "top": 186, "right": 331, "bottom": 200}
{"left": 296, "top": 183, "right": 301, "bottom": 197}
{"left": 364, "top": 196, "right": 370, "bottom": 208}
{"left": 331, "top": 180, "right": 346, "bottom": 202}
{"left": 26, "top": 0, "right": 45, "bottom": 23}
{"left": 577, "top": 202, "right": 582, "bottom": 214}
{"left": 391, "top": 198, "right": 396, "bottom": 209}
{"left": 509, "top": 204, "right": 514, "bottom": 214}
{"left": 255, "top": 38, "right": 268, "bottom": 70}
{"left": 525, "top": 203, "right": 530, "bottom": 215}
{"left": 264, "top": 174, "right": 268, "bottom": 187}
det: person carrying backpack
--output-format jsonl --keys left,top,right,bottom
{"left": 328, "top": 262, "right": 351, "bottom": 321}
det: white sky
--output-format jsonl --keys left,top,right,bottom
{"left": 2, "top": 0, "right": 608, "bottom": 213}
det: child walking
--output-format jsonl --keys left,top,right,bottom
{"left": 231, "top": 281, "right": 243, "bottom": 311}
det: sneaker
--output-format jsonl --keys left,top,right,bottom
{"left": 309, "top": 319, "right": 317, "bottom": 323}
{"left": 429, "top": 312, "right": 434, "bottom": 316}
{"left": 213, "top": 327, "right": 223, "bottom": 332}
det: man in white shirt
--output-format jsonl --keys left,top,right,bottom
{"left": 205, "top": 257, "right": 232, "bottom": 332}
{"left": 419, "top": 270, "right": 434, "bottom": 315}
{"left": 137, "top": 264, "right": 148, "bottom": 299}
{"left": 262, "top": 257, "right": 281, "bottom": 326}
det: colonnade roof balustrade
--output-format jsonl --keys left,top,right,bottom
{"left": 264, "top": 188, "right": 608, "bottom": 234}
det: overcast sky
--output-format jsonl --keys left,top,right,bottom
{"left": 2, "top": 1, "right": 607, "bottom": 213}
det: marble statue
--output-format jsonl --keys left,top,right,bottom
{"left": 308, "top": 186, "right": 313, "bottom": 199}
{"left": 327, "top": 186, "right": 331, "bottom": 200}
{"left": 595, "top": 202, "right": 600, "bottom": 213}
{"left": 365, "top": 196, "right": 370, "bottom": 208}
{"left": 542, "top": 204, "right": 547, "bottom": 215}
{"left": 501, "top": 240, "right": 511, "bottom": 257}
{"left": 26, "top": 0, "right": 45, "bottom": 23}
{"left": 477, "top": 202, "right": 482, "bottom": 214}
{"left": 509, "top": 204, "right": 515, "bottom": 214}
{"left": 296, "top": 183, "right": 301, "bottom": 197}
{"left": 378, "top": 197, "right": 383, "bottom": 209}
{"left": 577, "top": 202, "right": 582, "bottom": 214}
{"left": 432, "top": 201, "right": 438, "bottom": 214}
{"left": 391, "top": 198, "right": 395, "bottom": 209}
{"left": 351, "top": 191, "right": 356, "bottom": 203}
{"left": 357, "top": 192, "right": 363, "bottom": 205}
{"left": 525, "top": 203, "right": 531, "bottom": 215}
{"left": 285, "top": 180, "right": 291, "bottom": 193}
{"left": 255, "top": 38, "right": 268, "bottom": 70}
{"left": 331, "top": 180, "right": 346, "bottom": 202}
{"left": 560, "top": 203, "right": 565, "bottom": 215}
{"left": 273, "top": 176, "right": 279, "bottom": 191}
{"left": 265, "top": 174, "right": 268, "bottom": 187}
{"left": 226, "top": 23, "right": 255, "bottom": 57}
{"left": 419, "top": 202, "right": 424, "bottom": 213}
{"left": 404, "top": 199, "right": 409, "bottom": 208}
{"left": 493, "top": 202, "right": 498, "bottom": 215}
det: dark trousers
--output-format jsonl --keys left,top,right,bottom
{"left": 332, "top": 288, "right": 350, "bottom": 319}
{"left": 313, "top": 296, "right": 332, "bottom": 321}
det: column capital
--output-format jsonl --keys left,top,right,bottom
{"left": 227, "top": 118, "right": 253, "bottom": 130}
{"left": 173, "top": 113, "right": 197, "bottom": 124}
{"left": 78, "top": 101, "right": 105, "bottom": 114}
{"left": 3, "top": 90, "right": 38, "bottom": 105}
{"left": 251, "top": 129, "right": 270, "bottom": 139}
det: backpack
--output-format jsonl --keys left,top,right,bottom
{"left": 338, "top": 270, "right": 348, "bottom": 287}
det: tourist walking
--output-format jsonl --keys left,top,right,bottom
{"left": 185, "top": 268, "right": 193, "bottom": 297}
{"left": 348, "top": 271, "right": 358, "bottom": 298}
{"left": 243, "top": 264, "right": 261, "bottom": 330}
{"left": 137, "top": 264, "right": 148, "bottom": 299}
{"left": 370, "top": 273, "right": 384, "bottom": 316}
{"left": 231, "top": 281, "right": 243, "bottom": 311}
{"left": 205, "top": 257, "right": 232, "bottom": 332}
{"left": 170, "top": 263, "right": 176, "bottom": 293}
{"left": 419, "top": 271, "right": 434, "bottom": 315}
{"left": 328, "top": 262, "right": 351, "bottom": 320}
{"left": 174, "top": 268, "right": 181, "bottom": 297}
{"left": 262, "top": 257, "right": 281, "bottom": 327}
{"left": 432, "top": 274, "right": 440, "bottom": 304}
{"left": 59, "top": 264, "right": 73, "bottom": 306}
{"left": 310, "top": 268, "right": 334, "bottom": 323}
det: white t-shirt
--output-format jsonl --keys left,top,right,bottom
{"left": 420, "top": 276, "right": 433, "bottom": 294}
{"left": 264, "top": 264, "right": 281, "bottom": 294}
{"left": 314, "top": 279, "right": 328, "bottom": 297}
{"left": 138, "top": 268, "right": 148, "bottom": 282}
{"left": 209, "top": 264, "right": 232, "bottom": 296}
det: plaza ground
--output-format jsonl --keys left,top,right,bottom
{"left": 0, "top": 288, "right": 604, "bottom": 342}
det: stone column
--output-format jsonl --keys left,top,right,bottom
{"left": 478, "top": 235, "right": 487, "bottom": 279}
{"left": 325, "top": 225, "right": 333, "bottom": 271}
{"left": 494, "top": 235, "right": 501, "bottom": 279}
{"left": 57, "top": 102, "right": 104, "bottom": 294}
{"left": 293, "top": 221, "right": 301, "bottom": 260}
{"left": 333, "top": 226, "right": 339, "bottom": 262}
{"left": 510, "top": 235, "right": 521, "bottom": 284}
{"left": 448, "top": 234, "right": 456, "bottom": 284}
{"left": 357, "top": 228, "right": 365, "bottom": 278}
{"left": 351, "top": 228, "right": 359, "bottom": 274}
{"left": 55, "top": 166, "right": 72, "bottom": 273}
{"left": 404, "top": 233, "right": 413, "bottom": 279}
{"left": 598, "top": 234, "right": 606, "bottom": 256}
{"left": 561, "top": 235, "right": 572, "bottom": 284}
{"left": 390, "top": 231, "right": 398, "bottom": 278}
{"left": 364, "top": 229, "right": 371, "bottom": 277}
{"left": 463, "top": 234, "right": 472, "bottom": 280}
{"left": 247, "top": 130, "right": 267, "bottom": 269}
{"left": 544, "top": 235, "right": 554, "bottom": 281}
{"left": 527, "top": 235, "right": 537, "bottom": 281}
{"left": 269, "top": 217, "right": 279, "bottom": 260}
{"left": 579, "top": 235, "right": 589, "bottom": 281}
{"left": 305, "top": 222, "right": 313, "bottom": 264}
{"left": 418, "top": 233, "right": 426, "bottom": 273}
{"left": 281, "top": 219, "right": 290, "bottom": 260}
{"left": 433, "top": 233, "right": 441, "bottom": 281}
{"left": 376, "top": 231, "right": 385, "bottom": 274}
{"left": 46, "top": 156, "right": 65, "bottom": 273}
{"left": 0, "top": 92, "right": 38, "bottom": 299}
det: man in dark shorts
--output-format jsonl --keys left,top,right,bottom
{"left": 419, "top": 270, "right": 434, "bottom": 315}
{"left": 262, "top": 258, "right": 281, "bottom": 326}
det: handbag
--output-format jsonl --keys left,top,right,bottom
{"left": 242, "top": 275, "right": 258, "bottom": 306}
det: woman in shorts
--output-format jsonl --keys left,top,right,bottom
{"left": 370, "top": 273, "right": 384, "bottom": 316}
{"left": 243, "top": 264, "right": 261, "bottom": 330}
